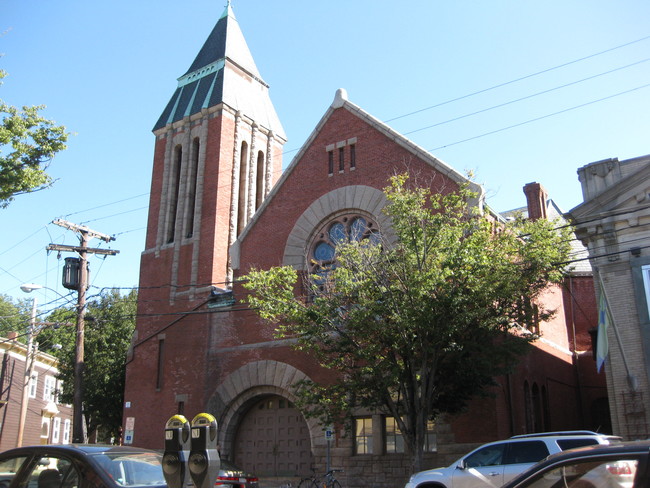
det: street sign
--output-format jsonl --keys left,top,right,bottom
{"left": 325, "top": 425, "right": 334, "bottom": 442}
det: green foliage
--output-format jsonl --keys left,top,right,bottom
{"left": 244, "top": 174, "right": 572, "bottom": 471}
{"left": 39, "top": 288, "right": 137, "bottom": 442}
{"left": 0, "top": 294, "right": 30, "bottom": 340}
{"left": 0, "top": 70, "right": 69, "bottom": 208}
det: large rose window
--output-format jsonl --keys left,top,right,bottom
{"left": 309, "top": 214, "right": 380, "bottom": 292}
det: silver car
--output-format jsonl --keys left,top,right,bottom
{"left": 405, "top": 431, "right": 621, "bottom": 488}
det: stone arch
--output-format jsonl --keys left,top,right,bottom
{"left": 282, "top": 185, "right": 395, "bottom": 269}
{"left": 206, "top": 360, "right": 322, "bottom": 460}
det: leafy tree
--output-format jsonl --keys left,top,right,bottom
{"left": 244, "top": 174, "right": 572, "bottom": 472}
{"left": 0, "top": 70, "right": 68, "bottom": 208}
{"left": 39, "top": 288, "right": 137, "bottom": 442}
{"left": 0, "top": 294, "right": 30, "bottom": 339}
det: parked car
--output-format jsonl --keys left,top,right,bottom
{"left": 0, "top": 444, "right": 258, "bottom": 488}
{"left": 215, "top": 460, "right": 258, "bottom": 488}
{"left": 0, "top": 444, "right": 166, "bottom": 488}
{"left": 503, "top": 440, "right": 650, "bottom": 488}
{"left": 404, "top": 431, "right": 621, "bottom": 488}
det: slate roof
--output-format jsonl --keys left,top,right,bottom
{"left": 153, "top": 3, "right": 285, "bottom": 139}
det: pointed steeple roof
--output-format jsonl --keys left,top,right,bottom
{"left": 182, "top": 3, "right": 261, "bottom": 80}
{"left": 153, "top": 4, "right": 285, "bottom": 139}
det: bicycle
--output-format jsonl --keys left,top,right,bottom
{"left": 298, "top": 468, "right": 343, "bottom": 488}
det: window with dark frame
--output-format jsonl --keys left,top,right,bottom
{"left": 338, "top": 146, "right": 344, "bottom": 171}
{"left": 355, "top": 417, "right": 373, "bottom": 454}
{"left": 385, "top": 417, "right": 404, "bottom": 453}
{"left": 186, "top": 138, "right": 200, "bottom": 238}
{"left": 328, "top": 150, "right": 334, "bottom": 175}
{"left": 156, "top": 338, "right": 165, "bottom": 390}
{"left": 350, "top": 143, "right": 356, "bottom": 169}
{"left": 424, "top": 419, "right": 437, "bottom": 452}
{"left": 167, "top": 145, "right": 183, "bottom": 243}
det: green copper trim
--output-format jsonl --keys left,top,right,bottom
{"left": 177, "top": 59, "right": 225, "bottom": 88}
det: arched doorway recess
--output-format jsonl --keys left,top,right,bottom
{"left": 234, "top": 395, "right": 312, "bottom": 476}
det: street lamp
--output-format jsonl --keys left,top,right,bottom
{"left": 16, "top": 284, "right": 41, "bottom": 447}
{"left": 21, "top": 283, "right": 86, "bottom": 443}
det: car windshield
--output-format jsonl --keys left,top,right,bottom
{"left": 90, "top": 451, "right": 166, "bottom": 487}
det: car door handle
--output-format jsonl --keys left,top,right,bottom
{"left": 488, "top": 472, "right": 500, "bottom": 477}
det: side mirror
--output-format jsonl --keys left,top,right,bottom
{"left": 456, "top": 460, "right": 466, "bottom": 470}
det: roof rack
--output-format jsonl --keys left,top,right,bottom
{"left": 510, "top": 431, "right": 603, "bottom": 439}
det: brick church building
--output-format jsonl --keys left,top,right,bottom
{"left": 123, "top": 4, "right": 607, "bottom": 487}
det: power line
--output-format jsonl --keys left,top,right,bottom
{"left": 78, "top": 206, "right": 149, "bottom": 226}
{"left": 4, "top": 53, "right": 646, "bottom": 265}
{"left": 63, "top": 193, "right": 149, "bottom": 218}
{"left": 385, "top": 34, "right": 650, "bottom": 123}
{"left": 404, "top": 57, "right": 650, "bottom": 136}
{"left": 4, "top": 37, "right": 650, "bottom": 304}
{"left": 430, "top": 82, "right": 650, "bottom": 151}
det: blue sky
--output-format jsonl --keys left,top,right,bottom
{"left": 1, "top": 0, "right": 649, "bottom": 308}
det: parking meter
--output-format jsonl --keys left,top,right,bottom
{"left": 162, "top": 415, "right": 191, "bottom": 488}
{"left": 188, "top": 413, "right": 220, "bottom": 488}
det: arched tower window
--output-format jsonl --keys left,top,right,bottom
{"left": 541, "top": 385, "right": 550, "bottom": 431}
{"left": 167, "top": 145, "right": 183, "bottom": 243}
{"left": 309, "top": 213, "right": 380, "bottom": 294}
{"left": 255, "top": 150, "right": 265, "bottom": 210}
{"left": 185, "top": 137, "right": 200, "bottom": 238}
{"left": 524, "top": 381, "right": 532, "bottom": 432}
{"left": 237, "top": 140, "right": 249, "bottom": 236}
{"left": 531, "top": 383, "right": 541, "bottom": 432}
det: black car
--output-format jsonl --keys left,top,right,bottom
{"left": 0, "top": 444, "right": 167, "bottom": 488}
{"left": 502, "top": 440, "right": 650, "bottom": 488}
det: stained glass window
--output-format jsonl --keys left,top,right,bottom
{"left": 309, "top": 214, "right": 380, "bottom": 294}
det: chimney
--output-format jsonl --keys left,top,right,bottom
{"left": 523, "top": 182, "right": 548, "bottom": 221}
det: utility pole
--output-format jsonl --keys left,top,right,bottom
{"left": 47, "top": 219, "right": 119, "bottom": 443}
{"left": 15, "top": 296, "right": 37, "bottom": 447}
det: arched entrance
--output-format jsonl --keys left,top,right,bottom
{"left": 234, "top": 395, "right": 312, "bottom": 477}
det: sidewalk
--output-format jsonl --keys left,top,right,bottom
{"left": 257, "top": 476, "right": 301, "bottom": 488}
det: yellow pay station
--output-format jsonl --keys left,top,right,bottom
{"left": 162, "top": 413, "right": 220, "bottom": 488}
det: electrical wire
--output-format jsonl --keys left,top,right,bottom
{"left": 404, "top": 57, "right": 650, "bottom": 136}
{"left": 430, "top": 82, "right": 650, "bottom": 151}
{"left": 2, "top": 51, "right": 647, "bottom": 269}
{"left": 385, "top": 34, "right": 650, "bottom": 123}
{"left": 63, "top": 193, "right": 149, "bottom": 218}
{"left": 3, "top": 36, "right": 649, "bottom": 303}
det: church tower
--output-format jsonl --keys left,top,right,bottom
{"left": 123, "top": 3, "right": 285, "bottom": 447}
{"left": 145, "top": 2, "right": 285, "bottom": 299}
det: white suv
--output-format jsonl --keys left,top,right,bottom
{"left": 405, "top": 431, "right": 621, "bottom": 488}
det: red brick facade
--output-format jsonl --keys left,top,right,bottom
{"left": 123, "top": 7, "right": 608, "bottom": 487}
